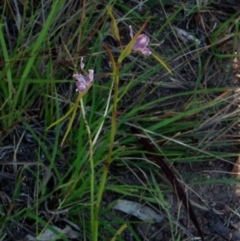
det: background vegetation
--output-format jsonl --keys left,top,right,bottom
{"left": 0, "top": 0, "right": 239, "bottom": 240}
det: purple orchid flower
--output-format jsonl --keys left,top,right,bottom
{"left": 129, "top": 25, "right": 151, "bottom": 56}
{"left": 73, "top": 69, "right": 94, "bottom": 93}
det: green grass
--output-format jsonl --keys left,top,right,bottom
{"left": 0, "top": 0, "right": 239, "bottom": 240}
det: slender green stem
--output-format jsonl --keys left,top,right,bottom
{"left": 93, "top": 66, "right": 120, "bottom": 241}
{"left": 80, "top": 99, "right": 95, "bottom": 239}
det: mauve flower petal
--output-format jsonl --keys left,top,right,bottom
{"left": 141, "top": 47, "right": 152, "bottom": 56}
{"left": 87, "top": 69, "right": 94, "bottom": 82}
{"left": 73, "top": 70, "right": 94, "bottom": 92}
{"left": 73, "top": 74, "right": 83, "bottom": 82}
{"left": 129, "top": 26, "right": 151, "bottom": 56}
{"left": 76, "top": 81, "right": 87, "bottom": 92}
{"left": 133, "top": 34, "right": 149, "bottom": 51}
{"left": 73, "top": 74, "right": 87, "bottom": 92}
